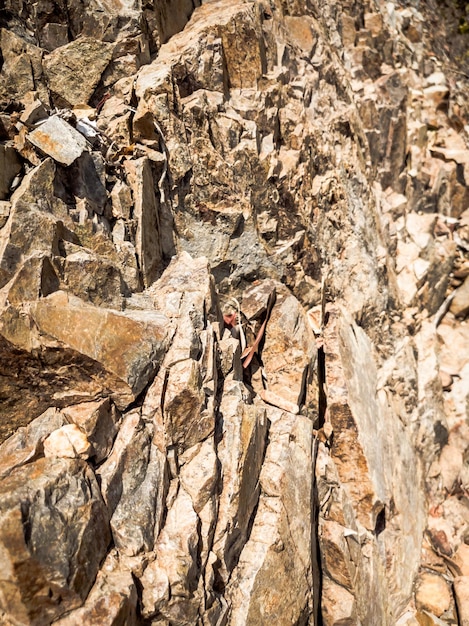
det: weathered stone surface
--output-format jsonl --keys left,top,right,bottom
{"left": 0, "top": 145, "right": 22, "bottom": 200}
{"left": 44, "top": 37, "right": 114, "bottom": 107}
{"left": 454, "top": 576, "right": 469, "bottom": 626}
{"left": 213, "top": 381, "right": 268, "bottom": 581}
{"left": 124, "top": 157, "right": 163, "bottom": 287}
{"left": 30, "top": 290, "right": 172, "bottom": 404}
{"left": 226, "top": 411, "right": 314, "bottom": 625}
{"left": 0, "top": 407, "right": 64, "bottom": 479}
{"left": 61, "top": 398, "right": 120, "bottom": 464}
{"left": 43, "top": 423, "right": 92, "bottom": 459}
{"left": 28, "top": 115, "right": 88, "bottom": 166}
{"left": 450, "top": 275, "right": 469, "bottom": 318}
{"left": 98, "top": 412, "right": 167, "bottom": 556}
{"left": 0, "top": 457, "right": 110, "bottom": 625}
{"left": 52, "top": 560, "right": 138, "bottom": 626}
{"left": 0, "top": 28, "right": 47, "bottom": 102}
{"left": 415, "top": 572, "right": 452, "bottom": 617}
{"left": 1, "top": 0, "right": 469, "bottom": 623}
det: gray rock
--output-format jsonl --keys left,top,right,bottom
{"left": 0, "top": 145, "right": 22, "bottom": 200}
{"left": 28, "top": 116, "right": 88, "bottom": 166}
{"left": 0, "top": 457, "right": 110, "bottom": 625}
{"left": 43, "top": 37, "right": 114, "bottom": 107}
{"left": 98, "top": 413, "right": 168, "bottom": 556}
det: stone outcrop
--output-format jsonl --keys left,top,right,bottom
{"left": 1, "top": 0, "right": 469, "bottom": 624}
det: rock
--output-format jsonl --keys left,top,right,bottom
{"left": 142, "top": 487, "right": 199, "bottom": 620}
{"left": 454, "top": 576, "right": 469, "bottom": 625}
{"left": 43, "top": 423, "right": 92, "bottom": 459}
{"left": 61, "top": 399, "right": 120, "bottom": 464}
{"left": 97, "top": 413, "right": 167, "bottom": 556}
{"left": 0, "top": 457, "right": 110, "bottom": 625}
{"left": 454, "top": 544, "right": 469, "bottom": 576}
{"left": 62, "top": 248, "right": 125, "bottom": 309}
{"left": 29, "top": 290, "right": 173, "bottom": 406}
{"left": 124, "top": 157, "right": 164, "bottom": 287}
{"left": 52, "top": 559, "right": 138, "bottom": 626}
{"left": 415, "top": 572, "right": 452, "bottom": 617}
{"left": 0, "top": 407, "right": 65, "bottom": 479}
{"left": 0, "top": 28, "right": 47, "bottom": 102}
{"left": 0, "top": 145, "right": 22, "bottom": 200}
{"left": 0, "top": 201, "right": 10, "bottom": 228}
{"left": 321, "top": 578, "right": 357, "bottom": 626}
{"left": 213, "top": 382, "right": 269, "bottom": 581}
{"left": 438, "top": 444, "right": 463, "bottom": 492}
{"left": 27, "top": 115, "right": 88, "bottom": 166}
{"left": 40, "top": 22, "right": 70, "bottom": 52}
{"left": 44, "top": 37, "right": 114, "bottom": 107}
{"left": 19, "top": 99, "right": 49, "bottom": 128}
{"left": 450, "top": 275, "right": 469, "bottom": 318}
{"left": 226, "top": 411, "right": 314, "bottom": 625}
{"left": 67, "top": 151, "right": 108, "bottom": 214}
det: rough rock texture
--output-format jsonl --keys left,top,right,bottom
{"left": 1, "top": 0, "right": 469, "bottom": 624}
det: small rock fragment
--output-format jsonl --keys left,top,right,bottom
{"left": 43, "top": 424, "right": 92, "bottom": 459}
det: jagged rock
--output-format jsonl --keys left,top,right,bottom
{"left": 213, "top": 381, "right": 268, "bottom": 581}
{"left": 62, "top": 247, "right": 125, "bottom": 309}
{"left": 0, "top": 457, "right": 110, "bottom": 625}
{"left": 0, "top": 407, "right": 65, "bottom": 479}
{"left": 226, "top": 411, "right": 314, "bottom": 625}
{"left": 124, "top": 157, "right": 164, "bottom": 287}
{"left": 450, "top": 275, "right": 469, "bottom": 318}
{"left": 2, "top": 0, "right": 469, "bottom": 623}
{"left": 142, "top": 487, "right": 199, "bottom": 621}
{"left": 322, "top": 304, "right": 426, "bottom": 619}
{"left": 52, "top": 559, "right": 138, "bottom": 626}
{"left": 28, "top": 115, "right": 88, "bottom": 166}
{"left": 98, "top": 412, "right": 167, "bottom": 556}
{"left": 0, "top": 201, "right": 10, "bottom": 228}
{"left": 29, "top": 290, "right": 172, "bottom": 405}
{"left": 61, "top": 398, "right": 120, "bottom": 464}
{"left": 0, "top": 145, "right": 22, "bottom": 200}
{"left": 0, "top": 28, "right": 48, "bottom": 102}
{"left": 43, "top": 37, "right": 114, "bottom": 107}
{"left": 43, "top": 423, "right": 92, "bottom": 459}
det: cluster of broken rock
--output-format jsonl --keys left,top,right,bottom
{"left": 2, "top": 0, "right": 469, "bottom": 624}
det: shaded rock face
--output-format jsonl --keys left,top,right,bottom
{"left": 1, "top": 0, "right": 469, "bottom": 624}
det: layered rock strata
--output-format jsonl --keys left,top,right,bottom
{"left": 1, "top": 0, "right": 469, "bottom": 624}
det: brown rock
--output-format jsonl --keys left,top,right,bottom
{"left": 0, "top": 457, "right": 110, "bottom": 625}
{"left": 61, "top": 398, "right": 120, "bottom": 464}
{"left": 321, "top": 578, "right": 356, "bottom": 626}
{"left": 43, "top": 423, "right": 92, "bottom": 459}
{"left": 97, "top": 413, "right": 167, "bottom": 556}
{"left": 124, "top": 157, "right": 163, "bottom": 287}
{"left": 0, "top": 29, "right": 47, "bottom": 102}
{"left": 454, "top": 576, "right": 469, "bottom": 625}
{"left": 226, "top": 412, "right": 314, "bottom": 625}
{"left": 44, "top": 37, "right": 114, "bottom": 107}
{"left": 415, "top": 572, "right": 451, "bottom": 617}
{"left": 0, "top": 145, "right": 22, "bottom": 200}
{"left": 30, "top": 290, "right": 172, "bottom": 405}
{"left": 450, "top": 276, "right": 469, "bottom": 319}
{"left": 0, "top": 407, "right": 65, "bottom": 479}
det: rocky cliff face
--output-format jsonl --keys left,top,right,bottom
{"left": 1, "top": 0, "right": 469, "bottom": 624}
